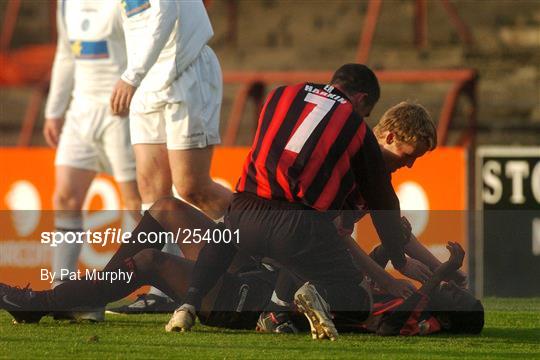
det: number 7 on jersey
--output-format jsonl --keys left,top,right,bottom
{"left": 284, "top": 93, "right": 335, "bottom": 154}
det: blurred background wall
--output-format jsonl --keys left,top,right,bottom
{"left": 0, "top": 0, "right": 538, "bottom": 146}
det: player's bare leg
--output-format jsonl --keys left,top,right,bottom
{"left": 117, "top": 180, "right": 142, "bottom": 230}
{"left": 169, "top": 146, "right": 232, "bottom": 220}
{"left": 54, "top": 166, "right": 96, "bottom": 213}
{"left": 133, "top": 144, "right": 172, "bottom": 204}
{"left": 117, "top": 180, "right": 142, "bottom": 212}
{"left": 115, "top": 143, "right": 178, "bottom": 312}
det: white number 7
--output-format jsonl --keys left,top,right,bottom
{"left": 284, "top": 93, "right": 335, "bottom": 154}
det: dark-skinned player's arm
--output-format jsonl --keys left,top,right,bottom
{"left": 416, "top": 242, "right": 465, "bottom": 296}
{"left": 372, "top": 216, "right": 467, "bottom": 287}
{"left": 352, "top": 127, "right": 431, "bottom": 282}
{"left": 405, "top": 231, "right": 467, "bottom": 287}
{"left": 341, "top": 234, "right": 416, "bottom": 298}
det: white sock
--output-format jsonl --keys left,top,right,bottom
{"left": 52, "top": 216, "right": 84, "bottom": 288}
{"left": 141, "top": 202, "right": 153, "bottom": 215}
{"left": 271, "top": 291, "right": 291, "bottom": 308}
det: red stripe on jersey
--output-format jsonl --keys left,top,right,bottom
{"left": 313, "top": 121, "right": 367, "bottom": 210}
{"left": 254, "top": 84, "right": 304, "bottom": 199}
{"left": 237, "top": 88, "right": 277, "bottom": 192}
{"left": 275, "top": 150, "right": 296, "bottom": 201}
{"left": 372, "top": 298, "right": 405, "bottom": 316}
{"left": 236, "top": 150, "right": 253, "bottom": 192}
{"left": 400, "top": 293, "right": 431, "bottom": 336}
{"left": 296, "top": 103, "right": 353, "bottom": 199}
{"left": 274, "top": 102, "right": 316, "bottom": 201}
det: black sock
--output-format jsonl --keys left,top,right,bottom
{"left": 272, "top": 268, "right": 302, "bottom": 308}
{"left": 184, "top": 241, "right": 237, "bottom": 309}
{"left": 104, "top": 212, "right": 167, "bottom": 272}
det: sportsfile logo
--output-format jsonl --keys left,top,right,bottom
{"left": 41, "top": 228, "right": 133, "bottom": 247}
{"left": 40, "top": 227, "right": 240, "bottom": 247}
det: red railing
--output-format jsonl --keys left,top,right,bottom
{"left": 357, "top": 0, "right": 474, "bottom": 63}
{"left": 3, "top": 0, "right": 477, "bottom": 148}
{"left": 1, "top": 0, "right": 56, "bottom": 146}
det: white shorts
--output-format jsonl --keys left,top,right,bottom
{"left": 129, "top": 46, "right": 222, "bottom": 150}
{"left": 55, "top": 99, "right": 136, "bottom": 182}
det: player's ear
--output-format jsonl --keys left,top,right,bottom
{"left": 385, "top": 132, "right": 395, "bottom": 145}
{"left": 351, "top": 92, "right": 368, "bottom": 105}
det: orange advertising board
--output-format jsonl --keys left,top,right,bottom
{"left": 0, "top": 147, "right": 467, "bottom": 289}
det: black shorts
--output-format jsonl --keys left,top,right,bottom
{"left": 224, "top": 192, "right": 368, "bottom": 312}
{"left": 198, "top": 268, "right": 277, "bottom": 329}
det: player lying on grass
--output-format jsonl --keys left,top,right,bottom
{"left": 0, "top": 204, "right": 483, "bottom": 337}
{"left": 259, "top": 241, "right": 483, "bottom": 337}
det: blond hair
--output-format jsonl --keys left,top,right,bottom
{"left": 373, "top": 101, "right": 437, "bottom": 150}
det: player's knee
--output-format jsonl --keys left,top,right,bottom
{"left": 175, "top": 180, "right": 209, "bottom": 207}
{"left": 148, "top": 197, "right": 193, "bottom": 224}
{"left": 132, "top": 248, "right": 161, "bottom": 273}
{"left": 123, "top": 197, "right": 141, "bottom": 212}
{"left": 137, "top": 172, "right": 169, "bottom": 200}
{"left": 53, "top": 190, "right": 85, "bottom": 211}
{"left": 151, "top": 197, "right": 180, "bottom": 212}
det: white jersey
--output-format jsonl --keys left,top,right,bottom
{"left": 120, "top": 0, "right": 213, "bottom": 92}
{"left": 45, "top": 0, "right": 126, "bottom": 119}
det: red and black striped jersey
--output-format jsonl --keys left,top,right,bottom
{"left": 236, "top": 82, "right": 408, "bottom": 267}
{"left": 237, "top": 82, "right": 367, "bottom": 209}
{"left": 237, "top": 82, "right": 367, "bottom": 210}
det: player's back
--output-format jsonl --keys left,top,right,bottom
{"left": 237, "top": 82, "right": 368, "bottom": 211}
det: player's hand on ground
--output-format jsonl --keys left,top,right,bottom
{"left": 111, "top": 79, "right": 136, "bottom": 116}
{"left": 397, "top": 257, "right": 433, "bottom": 283}
{"left": 43, "top": 118, "right": 64, "bottom": 148}
{"left": 385, "top": 278, "right": 416, "bottom": 299}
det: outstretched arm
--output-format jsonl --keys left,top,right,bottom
{"left": 342, "top": 235, "right": 415, "bottom": 299}
{"left": 402, "top": 217, "right": 467, "bottom": 287}
{"left": 417, "top": 242, "right": 465, "bottom": 296}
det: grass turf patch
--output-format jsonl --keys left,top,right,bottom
{"left": 1, "top": 298, "right": 539, "bottom": 359}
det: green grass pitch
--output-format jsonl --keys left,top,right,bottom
{"left": 1, "top": 298, "right": 539, "bottom": 359}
